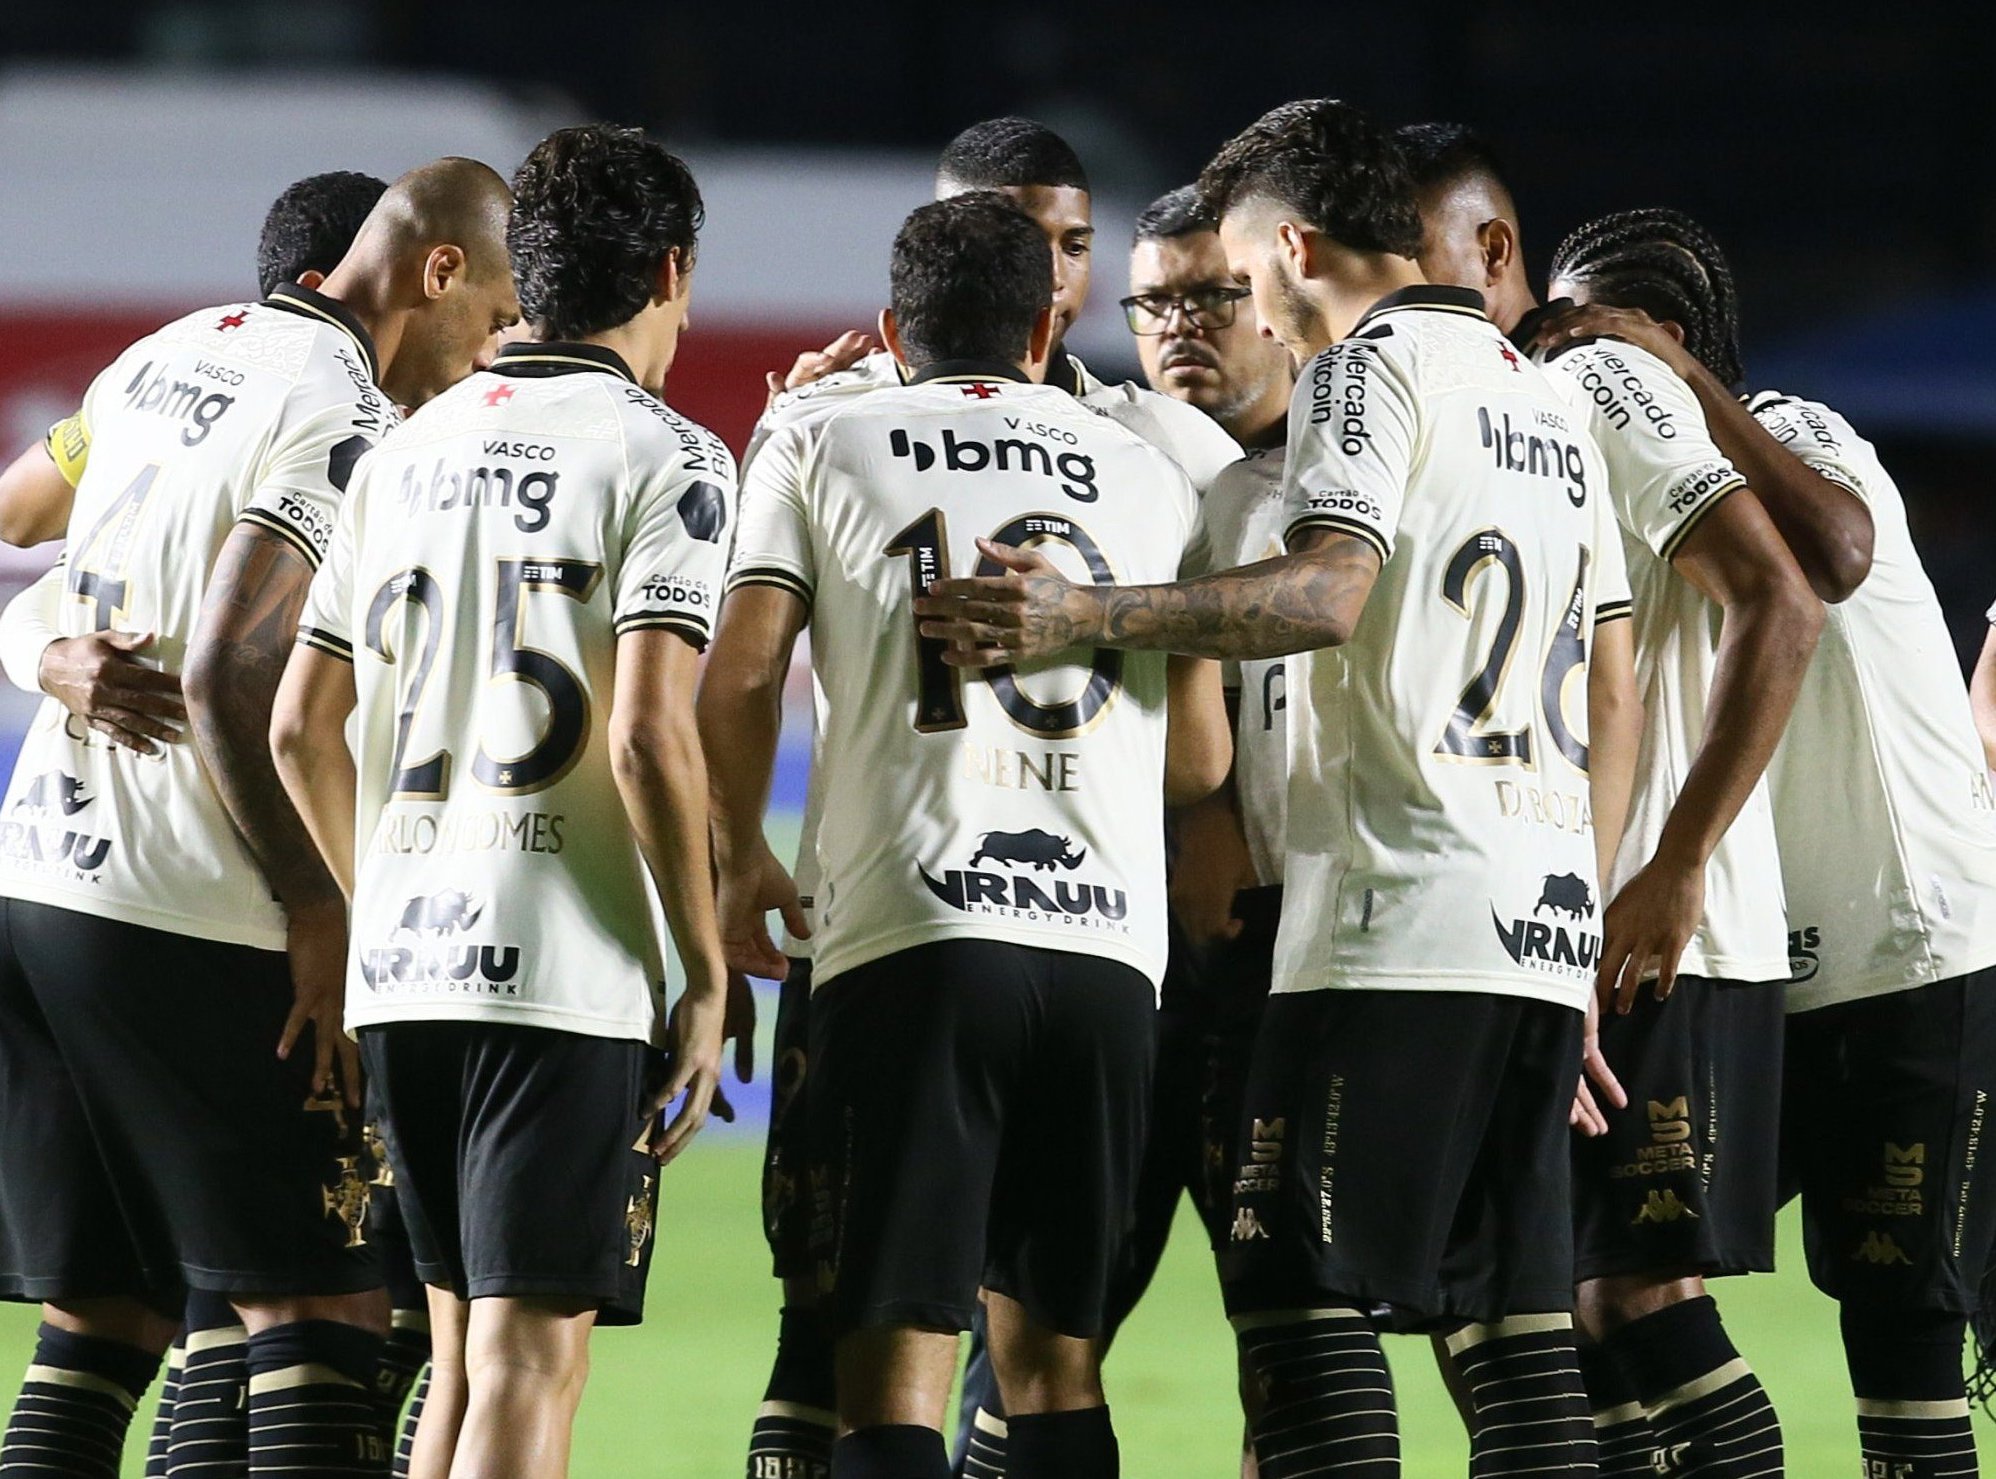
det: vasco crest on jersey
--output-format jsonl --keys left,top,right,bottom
{"left": 1489, "top": 870, "right": 1601, "bottom": 980}
{"left": 359, "top": 888, "right": 525, "bottom": 997}
{"left": 0, "top": 770, "right": 113, "bottom": 879}
{"left": 918, "top": 828, "right": 1130, "bottom": 935}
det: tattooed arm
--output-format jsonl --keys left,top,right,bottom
{"left": 916, "top": 527, "right": 1383, "bottom": 666}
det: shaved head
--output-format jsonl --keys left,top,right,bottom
{"left": 358, "top": 156, "right": 514, "bottom": 281}
{"left": 1396, "top": 122, "right": 1535, "bottom": 332}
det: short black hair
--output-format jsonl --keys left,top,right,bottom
{"left": 936, "top": 117, "right": 1089, "bottom": 193}
{"left": 1198, "top": 98, "right": 1423, "bottom": 258}
{"left": 256, "top": 170, "right": 387, "bottom": 297}
{"left": 1133, "top": 184, "right": 1212, "bottom": 245}
{"left": 1395, "top": 121, "right": 1509, "bottom": 196}
{"left": 1550, "top": 207, "right": 1746, "bottom": 388}
{"left": 508, "top": 124, "right": 704, "bottom": 341}
{"left": 890, "top": 193, "right": 1052, "bottom": 367}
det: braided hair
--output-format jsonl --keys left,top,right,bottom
{"left": 1548, "top": 207, "right": 1746, "bottom": 388}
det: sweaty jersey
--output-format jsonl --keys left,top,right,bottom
{"left": 1275, "top": 286, "right": 1625, "bottom": 1012}
{"left": 1748, "top": 391, "right": 1996, "bottom": 1009}
{"left": 1200, "top": 444, "right": 1290, "bottom": 886}
{"left": 0, "top": 285, "right": 391, "bottom": 949}
{"left": 730, "top": 362, "right": 1205, "bottom": 988}
{"left": 1536, "top": 336, "right": 1790, "bottom": 984}
{"left": 299, "top": 341, "right": 735, "bottom": 1043}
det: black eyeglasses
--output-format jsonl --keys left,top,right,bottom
{"left": 1120, "top": 285, "right": 1253, "bottom": 335}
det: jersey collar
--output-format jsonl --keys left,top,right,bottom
{"left": 263, "top": 282, "right": 381, "bottom": 384}
{"left": 1043, "top": 347, "right": 1088, "bottom": 397}
{"left": 1350, "top": 283, "right": 1488, "bottom": 336}
{"left": 907, "top": 359, "right": 1034, "bottom": 387}
{"left": 489, "top": 341, "right": 639, "bottom": 383}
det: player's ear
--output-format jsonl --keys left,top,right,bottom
{"left": 423, "top": 244, "right": 467, "bottom": 301}
{"left": 1657, "top": 318, "right": 1688, "bottom": 347}
{"left": 658, "top": 247, "right": 692, "bottom": 307}
{"left": 296, "top": 269, "right": 327, "bottom": 291}
{"left": 1481, "top": 218, "right": 1518, "bottom": 289}
{"left": 1275, "top": 220, "right": 1311, "bottom": 279}
{"left": 1025, "top": 305, "right": 1054, "bottom": 369}
{"left": 879, "top": 309, "right": 908, "bottom": 369}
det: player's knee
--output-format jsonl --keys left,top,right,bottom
{"left": 986, "top": 1327, "right": 1102, "bottom": 1415}
{"left": 231, "top": 1287, "right": 391, "bottom": 1338}
{"left": 41, "top": 1297, "right": 179, "bottom": 1356}
{"left": 1575, "top": 1272, "right": 1704, "bottom": 1339}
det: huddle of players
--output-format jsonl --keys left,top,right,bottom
{"left": 0, "top": 98, "right": 1987, "bottom": 1479}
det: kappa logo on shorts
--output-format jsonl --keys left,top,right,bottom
{"left": 625, "top": 1175, "right": 655, "bottom": 1267}
{"left": 1230, "top": 1206, "right": 1269, "bottom": 1242}
{"left": 361, "top": 1121, "right": 394, "bottom": 1188}
{"left": 1851, "top": 1230, "right": 1913, "bottom": 1266}
{"left": 1631, "top": 1189, "right": 1699, "bottom": 1225}
{"left": 321, "top": 1155, "right": 371, "bottom": 1249}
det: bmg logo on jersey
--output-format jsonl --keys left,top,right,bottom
{"left": 0, "top": 770, "right": 112, "bottom": 878}
{"left": 121, "top": 359, "right": 236, "bottom": 446}
{"left": 397, "top": 457, "right": 560, "bottom": 534}
{"left": 888, "top": 427, "right": 1099, "bottom": 503}
{"left": 917, "top": 830, "right": 1129, "bottom": 933}
{"left": 361, "top": 889, "right": 523, "bottom": 996}
{"left": 1476, "top": 407, "right": 1588, "bottom": 506}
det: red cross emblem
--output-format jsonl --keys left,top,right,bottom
{"left": 216, "top": 311, "right": 247, "bottom": 331}
{"left": 1498, "top": 342, "right": 1521, "bottom": 371}
{"left": 958, "top": 382, "right": 1000, "bottom": 399}
{"left": 483, "top": 383, "right": 516, "bottom": 406}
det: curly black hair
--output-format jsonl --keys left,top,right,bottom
{"left": 1198, "top": 99, "right": 1423, "bottom": 258}
{"left": 1133, "top": 184, "right": 1211, "bottom": 244}
{"left": 936, "top": 117, "right": 1089, "bottom": 193}
{"left": 890, "top": 192, "right": 1052, "bottom": 367}
{"left": 508, "top": 124, "right": 704, "bottom": 341}
{"left": 1395, "top": 121, "right": 1509, "bottom": 197}
{"left": 255, "top": 170, "right": 387, "bottom": 297}
{"left": 1549, "top": 207, "right": 1746, "bottom": 388}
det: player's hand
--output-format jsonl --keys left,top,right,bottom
{"left": 763, "top": 330, "right": 873, "bottom": 408}
{"left": 1526, "top": 302, "right": 1696, "bottom": 380}
{"left": 724, "top": 967, "right": 757, "bottom": 1084}
{"left": 38, "top": 631, "right": 186, "bottom": 756}
{"left": 277, "top": 896, "right": 360, "bottom": 1107}
{"left": 716, "top": 843, "right": 807, "bottom": 981}
{"left": 917, "top": 538, "right": 1098, "bottom": 668}
{"left": 649, "top": 976, "right": 729, "bottom": 1166}
{"left": 1570, "top": 987, "right": 1627, "bottom": 1137}
{"left": 1596, "top": 850, "right": 1705, "bottom": 1015}
{"left": 1169, "top": 853, "right": 1246, "bottom": 947}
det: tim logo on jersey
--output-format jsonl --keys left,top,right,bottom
{"left": 360, "top": 889, "right": 522, "bottom": 995}
{"left": 1489, "top": 871, "right": 1601, "bottom": 979}
{"left": 919, "top": 830, "right": 1129, "bottom": 933}
{"left": 0, "top": 771, "right": 112, "bottom": 878}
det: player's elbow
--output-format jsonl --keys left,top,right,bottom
{"left": 610, "top": 708, "right": 700, "bottom": 804}
{"left": 180, "top": 639, "right": 224, "bottom": 720}
{"left": 1755, "top": 566, "right": 1827, "bottom": 663}
{"left": 1164, "top": 723, "right": 1232, "bottom": 806}
{"left": 1811, "top": 524, "right": 1874, "bottom": 605}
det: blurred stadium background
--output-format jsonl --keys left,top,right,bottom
{"left": 3, "top": 4, "right": 1996, "bottom": 1472}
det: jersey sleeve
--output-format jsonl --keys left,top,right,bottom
{"left": 1591, "top": 476, "right": 1633, "bottom": 626}
{"left": 614, "top": 433, "right": 738, "bottom": 652}
{"left": 0, "top": 562, "right": 65, "bottom": 693}
{"left": 1142, "top": 392, "right": 1245, "bottom": 495}
{"left": 296, "top": 492, "right": 358, "bottom": 663}
{"left": 42, "top": 410, "right": 89, "bottom": 490}
{"left": 240, "top": 381, "right": 376, "bottom": 570}
{"left": 1545, "top": 341, "right": 1744, "bottom": 564}
{"left": 1748, "top": 395, "right": 1877, "bottom": 504}
{"left": 725, "top": 421, "right": 815, "bottom": 608}
{"left": 1282, "top": 340, "right": 1414, "bottom": 562}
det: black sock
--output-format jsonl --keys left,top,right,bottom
{"left": 1842, "top": 1305, "right": 1977, "bottom": 1479}
{"left": 1005, "top": 1407, "right": 1116, "bottom": 1479}
{"left": 1578, "top": 1336, "right": 1658, "bottom": 1476}
{"left": 0, "top": 1322, "right": 158, "bottom": 1479}
{"left": 1603, "top": 1296, "right": 1782, "bottom": 1477}
{"left": 391, "top": 1364, "right": 427, "bottom": 1478}
{"left": 142, "top": 1331, "right": 185, "bottom": 1479}
{"left": 244, "top": 1320, "right": 386, "bottom": 1477}
{"left": 831, "top": 1424, "right": 950, "bottom": 1479}
{"left": 372, "top": 1309, "right": 429, "bottom": 1462}
{"left": 958, "top": 1408, "right": 1007, "bottom": 1479}
{"left": 174, "top": 1290, "right": 249, "bottom": 1478}
{"left": 1444, "top": 1316, "right": 1596, "bottom": 1476}
{"left": 749, "top": 1306, "right": 836, "bottom": 1479}
{"left": 1234, "top": 1308, "right": 1398, "bottom": 1478}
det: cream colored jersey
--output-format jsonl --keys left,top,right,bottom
{"left": 1200, "top": 445, "right": 1290, "bottom": 886}
{"left": 1748, "top": 391, "right": 1996, "bottom": 1008}
{"left": 299, "top": 342, "right": 735, "bottom": 1043}
{"left": 730, "top": 364, "right": 1204, "bottom": 988}
{"left": 1274, "top": 287, "right": 1621, "bottom": 1010}
{"left": 0, "top": 286, "right": 391, "bottom": 949}
{"left": 1537, "top": 337, "right": 1790, "bottom": 983}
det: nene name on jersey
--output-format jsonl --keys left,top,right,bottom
{"left": 730, "top": 362, "right": 1205, "bottom": 988}
{"left": 1276, "top": 286, "right": 1626, "bottom": 1010}
{"left": 299, "top": 342, "right": 734, "bottom": 1043}
{"left": 1750, "top": 392, "right": 1996, "bottom": 1007}
{"left": 1535, "top": 336, "right": 1789, "bottom": 983}
{"left": 0, "top": 286, "right": 389, "bottom": 948}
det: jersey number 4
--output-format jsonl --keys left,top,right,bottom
{"left": 67, "top": 464, "right": 159, "bottom": 631}
{"left": 365, "top": 559, "right": 603, "bottom": 799}
{"left": 886, "top": 508, "right": 1122, "bottom": 741}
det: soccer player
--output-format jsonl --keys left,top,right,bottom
{"left": 703, "top": 190, "right": 1228, "bottom": 1479}
{"left": 271, "top": 124, "right": 735, "bottom": 1479}
{"left": 1400, "top": 124, "right": 1826, "bottom": 1476}
{"left": 919, "top": 97, "right": 1627, "bottom": 1478}
{"left": 1532, "top": 207, "right": 1996, "bottom": 1479}
{"left": 0, "top": 156, "right": 514, "bottom": 1479}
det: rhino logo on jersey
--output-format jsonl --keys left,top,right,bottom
{"left": 677, "top": 480, "right": 728, "bottom": 544}
{"left": 11, "top": 772, "right": 92, "bottom": 817}
{"left": 1534, "top": 873, "right": 1594, "bottom": 921}
{"left": 395, "top": 889, "right": 484, "bottom": 938}
{"left": 969, "top": 829, "right": 1087, "bottom": 872}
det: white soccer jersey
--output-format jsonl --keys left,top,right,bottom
{"left": 299, "top": 342, "right": 735, "bottom": 1043}
{"left": 730, "top": 363, "right": 1204, "bottom": 988}
{"left": 1273, "top": 287, "right": 1620, "bottom": 1011}
{"left": 1200, "top": 445, "right": 1290, "bottom": 886}
{"left": 0, "top": 286, "right": 391, "bottom": 949}
{"left": 1536, "top": 337, "right": 1791, "bottom": 983}
{"left": 1747, "top": 391, "right": 1996, "bottom": 1009}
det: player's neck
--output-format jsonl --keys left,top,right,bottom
{"left": 1309, "top": 254, "right": 1427, "bottom": 353}
{"left": 312, "top": 263, "right": 405, "bottom": 394}
{"left": 565, "top": 319, "right": 672, "bottom": 394}
{"left": 1488, "top": 278, "right": 1541, "bottom": 337}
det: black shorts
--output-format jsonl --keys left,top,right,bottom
{"left": 1781, "top": 970, "right": 1996, "bottom": 1313}
{"left": 807, "top": 939, "right": 1157, "bottom": 1339}
{"left": 1572, "top": 976, "right": 1783, "bottom": 1282}
{"left": 1222, "top": 988, "right": 1582, "bottom": 1327}
{"left": 761, "top": 958, "right": 813, "bottom": 1281}
{"left": 361, "top": 1021, "right": 664, "bottom": 1325}
{"left": 0, "top": 900, "right": 379, "bottom": 1303}
{"left": 361, "top": 1084, "right": 424, "bottom": 1313}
